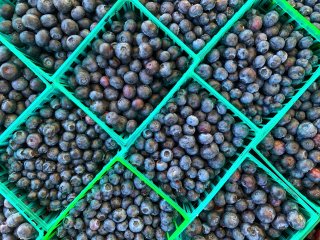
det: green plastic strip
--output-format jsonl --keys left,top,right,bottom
{"left": 0, "top": 0, "right": 126, "bottom": 81}
{"left": 45, "top": 155, "right": 187, "bottom": 239}
{"left": 130, "top": 0, "right": 198, "bottom": 60}
{"left": 274, "top": 0, "right": 320, "bottom": 42}
{"left": 193, "top": 72, "right": 260, "bottom": 132}
{"left": 177, "top": 153, "right": 320, "bottom": 240}
{"left": 196, "top": 0, "right": 257, "bottom": 61}
{"left": 0, "top": 181, "right": 45, "bottom": 234}
{"left": 117, "top": 157, "right": 188, "bottom": 219}
{"left": 43, "top": 155, "right": 120, "bottom": 239}
{"left": 0, "top": 33, "right": 52, "bottom": 81}
{"left": 50, "top": 0, "right": 126, "bottom": 82}
{"left": 0, "top": 85, "right": 55, "bottom": 145}
{"left": 254, "top": 147, "right": 320, "bottom": 213}
{"left": 248, "top": 153, "right": 320, "bottom": 239}
{"left": 54, "top": 82, "right": 126, "bottom": 147}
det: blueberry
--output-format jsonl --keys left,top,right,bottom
{"left": 188, "top": 4, "right": 203, "bottom": 18}
{"left": 61, "top": 19, "right": 79, "bottom": 36}
{"left": 272, "top": 214, "right": 289, "bottom": 231}
{"left": 16, "top": 223, "right": 37, "bottom": 239}
{"left": 114, "top": 43, "right": 132, "bottom": 63}
{"left": 297, "top": 122, "right": 317, "bottom": 139}
{"left": 263, "top": 11, "right": 279, "bottom": 27}
{"left": 221, "top": 212, "right": 239, "bottom": 229}
{"left": 287, "top": 210, "right": 306, "bottom": 230}
{"left": 232, "top": 123, "right": 249, "bottom": 138}
{"left": 251, "top": 190, "right": 267, "bottom": 205}
{"left": 256, "top": 204, "right": 276, "bottom": 224}
{"left": 141, "top": 20, "right": 158, "bottom": 38}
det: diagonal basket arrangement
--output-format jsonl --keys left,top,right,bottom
{"left": 0, "top": 0, "right": 320, "bottom": 239}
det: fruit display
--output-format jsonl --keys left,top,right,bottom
{"left": 0, "top": 0, "right": 319, "bottom": 239}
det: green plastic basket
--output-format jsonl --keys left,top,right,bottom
{"left": 0, "top": 0, "right": 319, "bottom": 239}
{"left": 0, "top": 45, "right": 51, "bottom": 144}
{"left": 0, "top": 186, "right": 44, "bottom": 240}
{"left": 197, "top": 0, "right": 320, "bottom": 128}
{"left": 44, "top": 156, "right": 187, "bottom": 240}
{"left": 0, "top": 0, "right": 122, "bottom": 82}
{"left": 282, "top": 0, "right": 320, "bottom": 40}
{"left": 0, "top": 87, "right": 121, "bottom": 234}
{"left": 120, "top": 76, "right": 256, "bottom": 214}
{"left": 53, "top": 0, "right": 199, "bottom": 146}
{"left": 253, "top": 147, "right": 320, "bottom": 214}
{"left": 178, "top": 153, "right": 320, "bottom": 240}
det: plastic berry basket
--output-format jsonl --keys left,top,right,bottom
{"left": 194, "top": 0, "right": 320, "bottom": 131}
{"left": 43, "top": 156, "right": 187, "bottom": 240}
{"left": 0, "top": 43, "right": 51, "bottom": 147}
{"left": 0, "top": 86, "right": 121, "bottom": 234}
{"left": 117, "top": 75, "right": 259, "bottom": 239}
{"left": 245, "top": 154, "right": 320, "bottom": 240}
{"left": 0, "top": 0, "right": 122, "bottom": 82}
{"left": 280, "top": 0, "right": 320, "bottom": 38}
{"left": 251, "top": 80, "right": 320, "bottom": 214}
{"left": 0, "top": 188, "right": 44, "bottom": 240}
{"left": 54, "top": 0, "right": 198, "bottom": 147}
{"left": 176, "top": 153, "right": 320, "bottom": 240}
{"left": 136, "top": 0, "right": 249, "bottom": 55}
{"left": 253, "top": 147, "right": 320, "bottom": 213}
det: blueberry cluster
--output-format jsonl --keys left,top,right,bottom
{"left": 0, "top": 195, "right": 37, "bottom": 240}
{"left": 0, "top": 0, "right": 114, "bottom": 71}
{"left": 288, "top": 0, "right": 320, "bottom": 29}
{"left": 67, "top": 11, "right": 189, "bottom": 136}
{"left": 0, "top": 44, "right": 46, "bottom": 134}
{"left": 55, "top": 162, "right": 179, "bottom": 240}
{"left": 127, "top": 82, "right": 250, "bottom": 204}
{"left": 142, "top": 0, "right": 245, "bottom": 52}
{"left": 185, "top": 160, "right": 307, "bottom": 240}
{"left": 196, "top": 9, "right": 318, "bottom": 125}
{"left": 260, "top": 80, "right": 320, "bottom": 201}
{"left": 1, "top": 96, "right": 119, "bottom": 212}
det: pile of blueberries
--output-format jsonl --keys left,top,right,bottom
{"left": 0, "top": 0, "right": 318, "bottom": 239}
{"left": 67, "top": 10, "right": 189, "bottom": 136}
{"left": 55, "top": 162, "right": 179, "bottom": 240}
{"left": 142, "top": 0, "right": 245, "bottom": 52}
{"left": 288, "top": 0, "right": 320, "bottom": 29}
{"left": 0, "top": 96, "right": 119, "bottom": 212}
{"left": 0, "top": 195, "right": 37, "bottom": 240}
{"left": 0, "top": 44, "right": 46, "bottom": 135}
{"left": 260, "top": 80, "right": 320, "bottom": 201}
{"left": 0, "top": 0, "right": 114, "bottom": 71}
{"left": 196, "top": 8, "right": 318, "bottom": 125}
{"left": 128, "top": 81, "right": 250, "bottom": 204}
{"left": 185, "top": 160, "right": 307, "bottom": 240}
